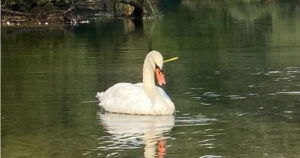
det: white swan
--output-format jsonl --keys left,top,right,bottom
{"left": 96, "top": 50, "right": 175, "bottom": 115}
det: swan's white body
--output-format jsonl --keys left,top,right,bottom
{"left": 96, "top": 83, "right": 174, "bottom": 115}
{"left": 96, "top": 51, "right": 175, "bottom": 115}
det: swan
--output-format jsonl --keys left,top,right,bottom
{"left": 96, "top": 50, "right": 175, "bottom": 115}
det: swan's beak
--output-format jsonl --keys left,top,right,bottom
{"left": 155, "top": 67, "right": 166, "bottom": 86}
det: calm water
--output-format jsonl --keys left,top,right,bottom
{"left": 2, "top": 1, "right": 300, "bottom": 158}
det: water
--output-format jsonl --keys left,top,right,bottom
{"left": 2, "top": 1, "right": 300, "bottom": 157}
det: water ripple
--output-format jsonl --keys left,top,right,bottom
{"left": 226, "top": 95, "right": 246, "bottom": 100}
{"left": 275, "top": 91, "right": 300, "bottom": 95}
{"left": 175, "top": 115, "right": 218, "bottom": 127}
{"left": 199, "top": 155, "right": 222, "bottom": 158}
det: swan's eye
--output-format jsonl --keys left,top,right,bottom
{"left": 155, "top": 65, "right": 159, "bottom": 70}
{"left": 155, "top": 65, "right": 163, "bottom": 72}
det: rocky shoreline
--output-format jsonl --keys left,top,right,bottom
{"left": 1, "top": 0, "right": 155, "bottom": 29}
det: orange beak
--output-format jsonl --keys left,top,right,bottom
{"left": 155, "top": 67, "right": 166, "bottom": 86}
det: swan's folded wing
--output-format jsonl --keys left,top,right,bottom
{"left": 100, "top": 83, "right": 152, "bottom": 114}
{"left": 157, "top": 87, "right": 171, "bottom": 100}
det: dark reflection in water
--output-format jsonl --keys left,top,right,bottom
{"left": 2, "top": 1, "right": 300, "bottom": 158}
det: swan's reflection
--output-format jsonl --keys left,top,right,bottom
{"left": 98, "top": 112, "right": 175, "bottom": 158}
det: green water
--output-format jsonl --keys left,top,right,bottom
{"left": 2, "top": 1, "right": 300, "bottom": 158}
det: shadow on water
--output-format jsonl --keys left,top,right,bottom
{"left": 73, "top": 17, "right": 149, "bottom": 51}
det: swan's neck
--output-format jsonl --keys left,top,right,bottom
{"left": 143, "top": 57, "right": 155, "bottom": 90}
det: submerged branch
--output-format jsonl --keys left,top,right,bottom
{"left": 64, "top": 1, "right": 75, "bottom": 14}
{"left": 1, "top": 9, "right": 31, "bottom": 16}
{"left": 146, "top": 0, "right": 155, "bottom": 14}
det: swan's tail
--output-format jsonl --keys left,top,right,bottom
{"left": 96, "top": 92, "right": 104, "bottom": 101}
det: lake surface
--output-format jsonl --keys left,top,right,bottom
{"left": 2, "top": 1, "right": 300, "bottom": 158}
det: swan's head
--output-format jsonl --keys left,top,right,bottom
{"left": 146, "top": 50, "right": 166, "bottom": 86}
{"left": 147, "top": 50, "right": 164, "bottom": 70}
